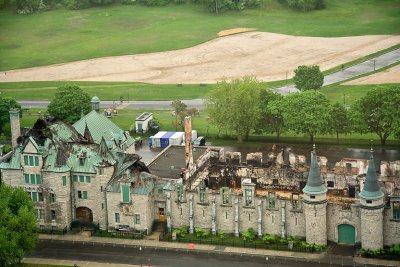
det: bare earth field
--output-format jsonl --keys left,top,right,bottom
{"left": 344, "top": 64, "right": 400, "bottom": 85}
{"left": 1, "top": 32, "right": 399, "bottom": 84}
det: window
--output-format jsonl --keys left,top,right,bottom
{"left": 29, "top": 156, "right": 34, "bottom": 166}
{"left": 36, "top": 174, "right": 42, "bottom": 184}
{"left": 86, "top": 176, "right": 91, "bottom": 183}
{"left": 78, "top": 191, "right": 82, "bottom": 199}
{"left": 393, "top": 202, "right": 400, "bottom": 220}
{"left": 83, "top": 191, "right": 88, "bottom": 200}
{"left": 38, "top": 192, "right": 44, "bottom": 202}
{"left": 102, "top": 203, "right": 104, "bottom": 209}
{"left": 268, "top": 192, "right": 276, "bottom": 209}
{"left": 327, "top": 181, "right": 334, "bottom": 188}
{"left": 135, "top": 214, "right": 141, "bottom": 224}
{"left": 121, "top": 185, "right": 130, "bottom": 203}
{"left": 101, "top": 186, "right": 103, "bottom": 192}
{"left": 272, "top": 179, "right": 278, "bottom": 185}
{"left": 177, "top": 183, "right": 184, "bottom": 202}
{"left": 245, "top": 189, "right": 253, "bottom": 206}
{"left": 24, "top": 155, "right": 28, "bottom": 165}
{"left": 221, "top": 187, "right": 230, "bottom": 204}
{"left": 292, "top": 193, "right": 301, "bottom": 210}
{"left": 50, "top": 193, "right": 56, "bottom": 203}
{"left": 367, "top": 200, "right": 372, "bottom": 204}
{"left": 115, "top": 213, "right": 120, "bottom": 223}
{"left": 79, "top": 175, "right": 84, "bottom": 183}
{"left": 51, "top": 210, "right": 56, "bottom": 220}
{"left": 72, "top": 175, "right": 78, "bottom": 182}
{"left": 35, "top": 156, "right": 39, "bottom": 166}
{"left": 346, "top": 163, "right": 352, "bottom": 173}
{"left": 198, "top": 184, "right": 206, "bottom": 203}
{"left": 36, "top": 209, "right": 44, "bottom": 220}
{"left": 31, "top": 192, "right": 38, "bottom": 202}
{"left": 30, "top": 174, "right": 35, "bottom": 184}
{"left": 62, "top": 176, "right": 67, "bottom": 186}
{"left": 310, "top": 195, "right": 315, "bottom": 199}
{"left": 24, "top": 174, "right": 30, "bottom": 184}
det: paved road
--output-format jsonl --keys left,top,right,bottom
{"left": 17, "top": 48, "right": 400, "bottom": 109}
{"left": 272, "top": 48, "right": 400, "bottom": 95}
{"left": 30, "top": 240, "right": 353, "bottom": 267}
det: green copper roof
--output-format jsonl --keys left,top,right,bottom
{"left": 73, "top": 110, "right": 136, "bottom": 148}
{"left": 359, "top": 149, "right": 384, "bottom": 200}
{"left": 303, "top": 146, "right": 327, "bottom": 195}
{"left": 0, "top": 147, "right": 22, "bottom": 170}
{"left": 91, "top": 96, "right": 100, "bottom": 103}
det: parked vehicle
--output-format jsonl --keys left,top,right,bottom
{"left": 115, "top": 224, "right": 130, "bottom": 232}
{"left": 193, "top": 136, "right": 206, "bottom": 146}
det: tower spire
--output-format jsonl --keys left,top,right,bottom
{"left": 303, "top": 145, "right": 327, "bottom": 195}
{"left": 359, "top": 146, "right": 383, "bottom": 200}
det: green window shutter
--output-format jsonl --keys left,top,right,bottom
{"left": 29, "top": 156, "right": 34, "bottom": 166}
{"left": 83, "top": 191, "right": 88, "bottom": 200}
{"left": 79, "top": 175, "right": 84, "bottom": 183}
{"left": 32, "top": 192, "right": 38, "bottom": 202}
{"left": 24, "top": 174, "right": 30, "bottom": 184}
{"left": 24, "top": 155, "right": 28, "bottom": 166}
{"left": 36, "top": 174, "right": 42, "bottom": 184}
{"left": 62, "top": 176, "right": 67, "bottom": 186}
{"left": 72, "top": 175, "right": 78, "bottom": 182}
{"left": 35, "top": 156, "right": 39, "bottom": 166}
{"left": 122, "top": 185, "right": 130, "bottom": 203}
{"left": 86, "top": 176, "right": 91, "bottom": 183}
{"left": 30, "top": 174, "right": 36, "bottom": 184}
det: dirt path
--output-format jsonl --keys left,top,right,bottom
{"left": 344, "top": 64, "right": 400, "bottom": 85}
{"left": 1, "top": 32, "right": 399, "bottom": 84}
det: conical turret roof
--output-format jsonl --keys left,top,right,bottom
{"left": 359, "top": 149, "right": 383, "bottom": 200}
{"left": 303, "top": 145, "right": 327, "bottom": 195}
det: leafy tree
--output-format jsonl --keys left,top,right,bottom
{"left": 350, "top": 86, "right": 400, "bottom": 146}
{"left": 286, "top": 0, "right": 325, "bottom": 11}
{"left": 63, "top": 0, "right": 90, "bottom": 9}
{"left": 47, "top": 85, "right": 91, "bottom": 124}
{"left": 11, "top": 0, "right": 43, "bottom": 13}
{"left": 293, "top": 65, "right": 324, "bottom": 91}
{"left": 0, "top": 182, "right": 38, "bottom": 266}
{"left": 0, "top": 96, "right": 22, "bottom": 136}
{"left": 281, "top": 90, "right": 331, "bottom": 144}
{"left": 171, "top": 99, "right": 188, "bottom": 131}
{"left": 256, "top": 89, "right": 285, "bottom": 141}
{"left": 330, "top": 102, "right": 349, "bottom": 144}
{"left": 206, "top": 76, "right": 262, "bottom": 142}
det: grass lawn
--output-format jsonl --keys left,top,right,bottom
{"left": 0, "top": 0, "right": 399, "bottom": 71}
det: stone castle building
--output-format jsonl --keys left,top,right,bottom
{"left": 1, "top": 102, "right": 399, "bottom": 250}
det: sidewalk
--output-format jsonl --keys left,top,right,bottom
{"left": 34, "top": 233, "right": 399, "bottom": 267}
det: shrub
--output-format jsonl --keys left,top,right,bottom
{"left": 389, "top": 244, "right": 400, "bottom": 255}
{"left": 217, "top": 230, "right": 226, "bottom": 240}
{"left": 286, "top": 0, "right": 325, "bottom": 11}
{"left": 194, "top": 228, "right": 204, "bottom": 238}
{"left": 262, "top": 234, "right": 279, "bottom": 244}
{"left": 242, "top": 227, "right": 256, "bottom": 241}
{"left": 63, "top": 0, "right": 90, "bottom": 9}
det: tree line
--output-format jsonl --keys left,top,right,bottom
{"left": 0, "top": 0, "right": 325, "bottom": 14}
{"left": 205, "top": 76, "right": 400, "bottom": 145}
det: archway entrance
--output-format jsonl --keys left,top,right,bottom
{"left": 338, "top": 224, "right": 355, "bottom": 245}
{"left": 76, "top": 207, "right": 93, "bottom": 223}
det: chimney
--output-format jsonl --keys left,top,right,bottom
{"left": 184, "top": 116, "right": 193, "bottom": 167}
{"left": 91, "top": 96, "right": 100, "bottom": 112}
{"left": 9, "top": 108, "right": 21, "bottom": 149}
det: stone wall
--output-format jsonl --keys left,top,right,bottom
{"left": 360, "top": 207, "right": 384, "bottom": 250}
{"left": 326, "top": 203, "right": 361, "bottom": 244}
{"left": 383, "top": 208, "right": 400, "bottom": 246}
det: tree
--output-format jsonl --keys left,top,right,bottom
{"left": 0, "top": 182, "right": 38, "bottom": 266}
{"left": 330, "top": 102, "right": 349, "bottom": 144}
{"left": 48, "top": 85, "right": 91, "bottom": 124}
{"left": 281, "top": 91, "right": 331, "bottom": 144}
{"left": 350, "top": 86, "right": 400, "bottom": 146}
{"left": 293, "top": 65, "right": 324, "bottom": 91}
{"left": 206, "top": 76, "right": 262, "bottom": 142}
{"left": 171, "top": 99, "right": 188, "bottom": 131}
{"left": 256, "top": 89, "right": 285, "bottom": 141}
{"left": 0, "top": 96, "right": 22, "bottom": 135}
{"left": 11, "top": 0, "right": 42, "bottom": 13}
{"left": 63, "top": 0, "right": 91, "bottom": 9}
{"left": 286, "top": 0, "right": 325, "bottom": 11}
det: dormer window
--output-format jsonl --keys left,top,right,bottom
{"left": 198, "top": 183, "right": 206, "bottom": 203}
{"left": 221, "top": 187, "right": 230, "bottom": 205}
{"left": 177, "top": 183, "right": 185, "bottom": 203}
{"left": 121, "top": 184, "right": 130, "bottom": 204}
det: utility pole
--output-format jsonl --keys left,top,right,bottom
{"left": 373, "top": 60, "right": 376, "bottom": 71}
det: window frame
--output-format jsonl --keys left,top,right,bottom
{"left": 267, "top": 192, "right": 276, "bottom": 209}
{"left": 221, "top": 187, "right": 230, "bottom": 205}
{"left": 393, "top": 202, "right": 400, "bottom": 220}
{"left": 62, "top": 176, "right": 67, "bottom": 186}
{"left": 135, "top": 214, "right": 141, "bottom": 225}
{"left": 244, "top": 188, "right": 253, "bottom": 206}
{"left": 115, "top": 213, "right": 120, "bottom": 223}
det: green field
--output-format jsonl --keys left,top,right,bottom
{"left": 0, "top": 0, "right": 399, "bottom": 71}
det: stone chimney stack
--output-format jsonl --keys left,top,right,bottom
{"left": 184, "top": 116, "right": 193, "bottom": 167}
{"left": 9, "top": 108, "right": 21, "bottom": 149}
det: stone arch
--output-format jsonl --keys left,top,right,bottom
{"left": 338, "top": 224, "right": 356, "bottom": 245}
{"left": 76, "top": 207, "right": 93, "bottom": 223}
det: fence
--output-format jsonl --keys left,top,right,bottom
{"left": 94, "top": 229, "right": 144, "bottom": 240}
{"left": 159, "top": 232, "right": 318, "bottom": 253}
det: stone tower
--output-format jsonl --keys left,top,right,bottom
{"left": 91, "top": 96, "right": 100, "bottom": 112}
{"left": 184, "top": 116, "right": 193, "bottom": 168}
{"left": 9, "top": 108, "right": 21, "bottom": 149}
{"left": 359, "top": 149, "right": 384, "bottom": 250}
{"left": 302, "top": 145, "right": 327, "bottom": 246}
